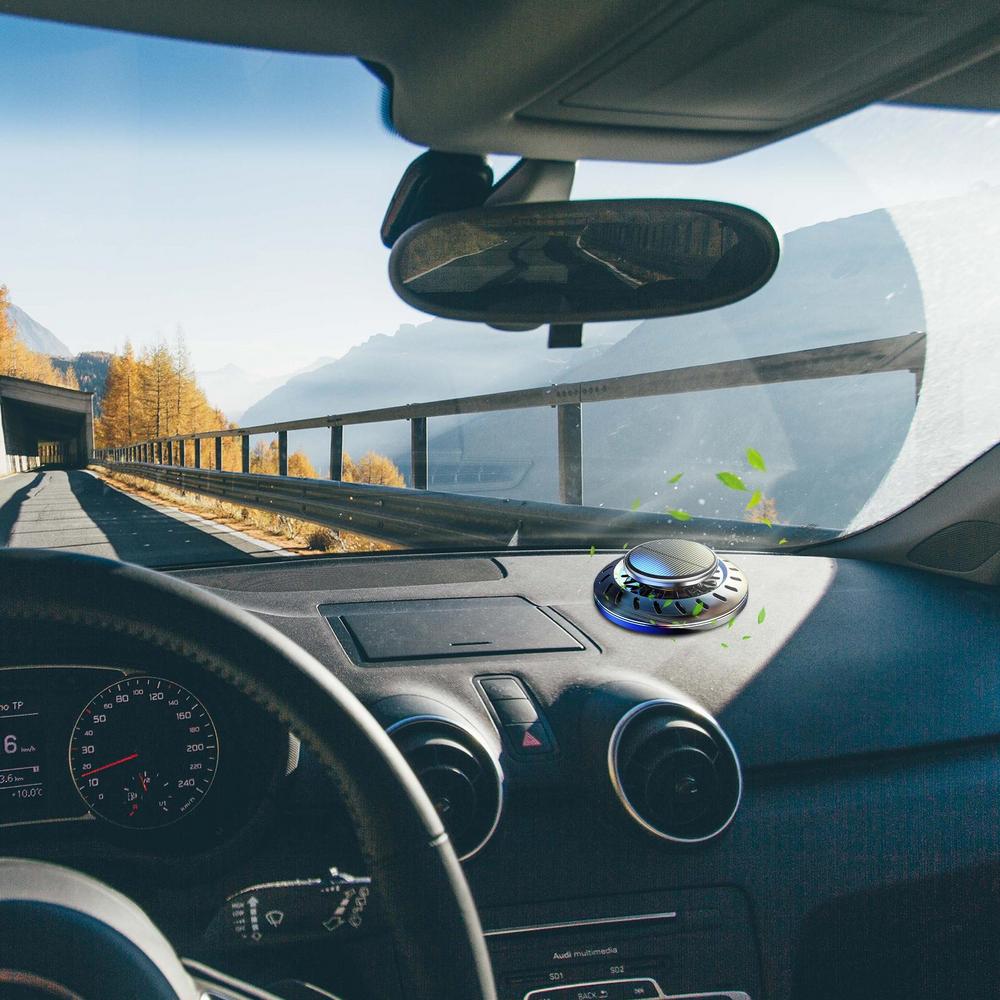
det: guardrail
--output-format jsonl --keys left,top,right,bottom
{"left": 95, "top": 333, "right": 927, "bottom": 516}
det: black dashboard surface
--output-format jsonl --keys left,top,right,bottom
{"left": 166, "top": 548, "right": 1000, "bottom": 1000}
{"left": 3, "top": 547, "right": 997, "bottom": 1000}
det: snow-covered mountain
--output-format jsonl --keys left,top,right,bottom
{"left": 8, "top": 303, "right": 73, "bottom": 357}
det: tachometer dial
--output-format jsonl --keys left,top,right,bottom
{"left": 69, "top": 676, "right": 218, "bottom": 829}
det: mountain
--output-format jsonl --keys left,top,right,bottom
{"left": 198, "top": 358, "right": 339, "bottom": 422}
{"left": 7, "top": 303, "right": 73, "bottom": 357}
{"left": 424, "top": 208, "right": 925, "bottom": 530}
{"left": 51, "top": 352, "right": 113, "bottom": 411}
{"left": 239, "top": 319, "right": 634, "bottom": 471}
{"left": 196, "top": 365, "right": 288, "bottom": 423}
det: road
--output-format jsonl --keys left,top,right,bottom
{"left": 0, "top": 469, "right": 287, "bottom": 567}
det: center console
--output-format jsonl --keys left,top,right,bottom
{"left": 483, "top": 887, "right": 757, "bottom": 1000}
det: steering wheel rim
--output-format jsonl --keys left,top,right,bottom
{"left": 0, "top": 548, "right": 497, "bottom": 1000}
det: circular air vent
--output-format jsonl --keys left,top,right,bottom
{"left": 593, "top": 538, "right": 748, "bottom": 633}
{"left": 387, "top": 716, "right": 503, "bottom": 860}
{"left": 609, "top": 700, "right": 741, "bottom": 843}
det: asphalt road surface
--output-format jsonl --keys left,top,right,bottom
{"left": 0, "top": 469, "right": 286, "bottom": 567}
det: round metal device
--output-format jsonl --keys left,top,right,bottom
{"left": 593, "top": 539, "right": 748, "bottom": 633}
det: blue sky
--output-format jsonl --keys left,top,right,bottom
{"left": 2, "top": 13, "right": 998, "bottom": 377}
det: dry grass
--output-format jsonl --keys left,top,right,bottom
{"left": 93, "top": 468, "right": 398, "bottom": 557}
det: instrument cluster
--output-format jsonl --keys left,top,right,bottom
{"left": 0, "top": 665, "right": 288, "bottom": 849}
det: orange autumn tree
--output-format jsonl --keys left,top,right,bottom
{"left": 0, "top": 285, "right": 78, "bottom": 389}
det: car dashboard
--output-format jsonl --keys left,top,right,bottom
{"left": 2, "top": 548, "right": 998, "bottom": 1000}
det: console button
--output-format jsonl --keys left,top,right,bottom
{"left": 478, "top": 676, "right": 525, "bottom": 700}
{"left": 493, "top": 697, "right": 539, "bottom": 724}
{"left": 621, "top": 981, "right": 660, "bottom": 998}
{"left": 504, "top": 721, "right": 554, "bottom": 754}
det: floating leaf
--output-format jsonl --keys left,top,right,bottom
{"left": 588, "top": 544, "right": 596, "bottom": 557}
{"left": 667, "top": 509, "right": 692, "bottom": 521}
{"left": 742, "top": 635, "right": 751, "bottom": 640}
{"left": 727, "top": 617, "right": 736, "bottom": 629}
{"left": 691, "top": 601, "right": 705, "bottom": 616}
{"left": 757, "top": 607, "right": 766, "bottom": 624}
{"left": 662, "top": 599, "right": 673, "bottom": 608}
{"left": 717, "top": 471, "right": 747, "bottom": 491}
{"left": 630, "top": 498, "right": 642, "bottom": 511}
{"left": 746, "top": 448, "right": 766, "bottom": 472}
{"left": 668, "top": 472, "right": 684, "bottom": 484}
{"left": 778, "top": 538, "right": 788, "bottom": 545}
{"left": 720, "top": 642, "right": 729, "bottom": 649}
{"left": 760, "top": 517, "right": 773, "bottom": 528}
{"left": 745, "top": 490, "right": 762, "bottom": 511}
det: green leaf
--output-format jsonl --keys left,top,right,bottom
{"left": 662, "top": 599, "right": 673, "bottom": 608}
{"left": 630, "top": 498, "right": 642, "bottom": 511}
{"left": 668, "top": 472, "right": 683, "bottom": 484}
{"left": 746, "top": 448, "right": 766, "bottom": 472}
{"left": 742, "top": 635, "right": 751, "bottom": 640}
{"left": 727, "top": 617, "right": 735, "bottom": 629}
{"left": 778, "top": 538, "right": 788, "bottom": 545}
{"left": 745, "top": 490, "right": 762, "bottom": 511}
{"left": 717, "top": 471, "right": 747, "bottom": 491}
{"left": 691, "top": 601, "right": 705, "bottom": 616}
{"left": 667, "top": 509, "right": 691, "bottom": 521}
{"left": 757, "top": 607, "right": 766, "bottom": 624}
{"left": 759, "top": 517, "right": 773, "bottom": 528}
{"left": 588, "top": 544, "right": 596, "bottom": 557}
{"left": 720, "top": 642, "right": 729, "bottom": 649}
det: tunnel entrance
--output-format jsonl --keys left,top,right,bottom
{"left": 0, "top": 376, "right": 94, "bottom": 473}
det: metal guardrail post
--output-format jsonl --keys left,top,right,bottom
{"left": 241, "top": 435, "right": 250, "bottom": 474}
{"left": 557, "top": 402, "right": 583, "bottom": 505}
{"left": 194, "top": 439, "right": 201, "bottom": 469}
{"left": 179, "top": 440, "right": 186, "bottom": 467}
{"left": 215, "top": 436, "right": 223, "bottom": 471}
{"left": 329, "top": 425, "right": 343, "bottom": 481}
{"left": 410, "top": 417, "right": 428, "bottom": 490}
{"left": 278, "top": 431, "right": 288, "bottom": 476}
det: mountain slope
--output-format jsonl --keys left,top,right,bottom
{"left": 239, "top": 319, "right": 632, "bottom": 471}
{"left": 426, "top": 208, "right": 925, "bottom": 530}
{"left": 7, "top": 303, "right": 73, "bottom": 357}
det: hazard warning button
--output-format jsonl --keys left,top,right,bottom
{"left": 504, "top": 721, "right": 554, "bottom": 756}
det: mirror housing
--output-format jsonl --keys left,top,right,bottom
{"left": 389, "top": 199, "right": 779, "bottom": 326}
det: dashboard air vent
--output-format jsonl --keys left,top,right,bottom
{"left": 593, "top": 538, "right": 748, "bottom": 632}
{"left": 609, "top": 700, "right": 741, "bottom": 843}
{"left": 388, "top": 717, "right": 503, "bottom": 861}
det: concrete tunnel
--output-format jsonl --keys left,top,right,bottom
{"left": 0, "top": 376, "right": 95, "bottom": 473}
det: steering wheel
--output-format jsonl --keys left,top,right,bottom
{"left": 0, "top": 548, "right": 497, "bottom": 1000}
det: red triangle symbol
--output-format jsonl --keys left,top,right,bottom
{"left": 521, "top": 730, "right": 543, "bottom": 748}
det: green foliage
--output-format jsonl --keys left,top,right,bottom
{"left": 667, "top": 472, "right": 683, "bottom": 484}
{"left": 717, "top": 471, "right": 747, "bottom": 491}
{"left": 746, "top": 448, "right": 766, "bottom": 471}
{"left": 745, "top": 490, "right": 762, "bottom": 510}
{"left": 757, "top": 607, "right": 767, "bottom": 624}
{"left": 667, "top": 508, "right": 691, "bottom": 521}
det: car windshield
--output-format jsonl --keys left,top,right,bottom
{"left": 2, "top": 15, "right": 998, "bottom": 567}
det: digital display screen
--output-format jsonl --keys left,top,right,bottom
{"left": 0, "top": 695, "right": 47, "bottom": 822}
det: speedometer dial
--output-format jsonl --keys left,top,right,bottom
{"left": 69, "top": 676, "right": 218, "bottom": 829}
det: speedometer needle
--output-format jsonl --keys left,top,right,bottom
{"left": 83, "top": 752, "right": 139, "bottom": 778}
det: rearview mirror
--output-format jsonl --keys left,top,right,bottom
{"left": 388, "top": 199, "right": 779, "bottom": 326}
